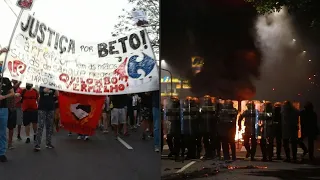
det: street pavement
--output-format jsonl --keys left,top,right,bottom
{"left": 0, "top": 127, "right": 160, "bottom": 180}
{"left": 161, "top": 140, "right": 320, "bottom": 180}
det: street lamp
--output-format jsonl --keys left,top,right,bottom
{"left": 161, "top": 68, "right": 173, "bottom": 97}
{"left": 158, "top": 60, "right": 173, "bottom": 97}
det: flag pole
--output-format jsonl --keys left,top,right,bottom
{"left": 0, "top": 9, "right": 24, "bottom": 89}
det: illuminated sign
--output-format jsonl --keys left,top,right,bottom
{"left": 161, "top": 92, "right": 178, "bottom": 96}
{"left": 176, "top": 84, "right": 191, "bottom": 89}
{"left": 161, "top": 77, "right": 181, "bottom": 83}
{"left": 191, "top": 56, "right": 204, "bottom": 68}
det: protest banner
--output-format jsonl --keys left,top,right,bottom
{"left": 58, "top": 92, "right": 105, "bottom": 135}
{"left": 3, "top": 11, "right": 159, "bottom": 95}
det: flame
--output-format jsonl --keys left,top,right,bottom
{"left": 234, "top": 100, "right": 301, "bottom": 141}
{"left": 235, "top": 114, "right": 245, "bottom": 141}
{"left": 234, "top": 100, "right": 263, "bottom": 141}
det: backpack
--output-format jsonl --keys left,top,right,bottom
{"left": 20, "top": 88, "right": 37, "bottom": 103}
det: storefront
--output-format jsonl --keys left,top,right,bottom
{"left": 160, "top": 76, "right": 191, "bottom": 97}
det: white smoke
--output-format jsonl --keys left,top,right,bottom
{"left": 255, "top": 7, "right": 294, "bottom": 66}
{"left": 253, "top": 7, "right": 310, "bottom": 100}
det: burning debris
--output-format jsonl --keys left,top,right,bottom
{"left": 161, "top": 161, "right": 268, "bottom": 180}
{"left": 226, "top": 165, "right": 268, "bottom": 170}
{"left": 161, "top": 167, "right": 220, "bottom": 180}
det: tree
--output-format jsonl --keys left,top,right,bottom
{"left": 112, "top": 0, "right": 159, "bottom": 57}
{"left": 244, "top": 0, "right": 320, "bottom": 27}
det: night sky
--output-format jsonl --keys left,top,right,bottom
{"left": 160, "top": 0, "right": 320, "bottom": 105}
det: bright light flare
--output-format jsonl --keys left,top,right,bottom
{"left": 309, "top": 59, "right": 312, "bottom": 62}
{"left": 303, "top": 51, "right": 306, "bottom": 53}
{"left": 292, "top": 39, "right": 296, "bottom": 42}
{"left": 235, "top": 117, "right": 245, "bottom": 141}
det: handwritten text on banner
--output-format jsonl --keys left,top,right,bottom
{"left": 3, "top": 12, "right": 159, "bottom": 95}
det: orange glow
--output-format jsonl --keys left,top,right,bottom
{"left": 192, "top": 97, "right": 200, "bottom": 103}
{"left": 235, "top": 101, "right": 301, "bottom": 141}
{"left": 292, "top": 102, "right": 301, "bottom": 138}
{"left": 235, "top": 100, "right": 263, "bottom": 141}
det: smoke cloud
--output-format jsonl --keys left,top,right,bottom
{"left": 253, "top": 7, "right": 311, "bottom": 101}
{"left": 184, "top": 0, "right": 262, "bottom": 99}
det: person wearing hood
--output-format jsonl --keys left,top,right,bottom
{"left": 299, "top": 102, "right": 318, "bottom": 161}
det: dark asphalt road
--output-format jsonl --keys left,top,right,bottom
{"left": 0, "top": 128, "right": 160, "bottom": 180}
{"left": 161, "top": 139, "right": 320, "bottom": 179}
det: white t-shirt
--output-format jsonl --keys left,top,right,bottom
{"left": 132, "top": 94, "right": 139, "bottom": 107}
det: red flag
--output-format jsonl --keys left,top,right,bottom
{"left": 58, "top": 92, "right": 105, "bottom": 136}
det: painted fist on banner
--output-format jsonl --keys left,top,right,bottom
{"left": 70, "top": 103, "right": 90, "bottom": 120}
{"left": 7, "top": 60, "right": 26, "bottom": 77}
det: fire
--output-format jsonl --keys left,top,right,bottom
{"left": 235, "top": 100, "right": 263, "bottom": 141}
{"left": 235, "top": 114, "right": 245, "bottom": 141}
{"left": 234, "top": 100, "right": 301, "bottom": 141}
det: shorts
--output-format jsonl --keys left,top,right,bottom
{"left": 141, "top": 107, "right": 152, "bottom": 121}
{"left": 23, "top": 110, "right": 38, "bottom": 126}
{"left": 16, "top": 108, "right": 23, "bottom": 125}
{"left": 7, "top": 109, "right": 17, "bottom": 130}
{"left": 111, "top": 108, "right": 126, "bottom": 125}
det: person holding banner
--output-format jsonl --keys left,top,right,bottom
{"left": 20, "top": 83, "right": 39, "bottom": 144}
{"left": 34, "top": 87, "right": 58, "bottom": 151}
{"left": 0, "top": 49, "right": 15, "bottom": 162}
{"left": 101, "top": 95, "right": 110, "bottom": 134}
{"left": 152, "top": 90, "right": 160, "bottom": 152}
{"left": 132, "top": 94, "right": 140, "bottom": 128}
{"left": 127, "top": 94, "right": 135, "bottom": 130}
{"left": 6, "top": 90, "right": 16, "bottom": 150}
{"left": 110, "top": 95, "right": 128, "bottom": 138}
{"left": 53, "top": 96, "right": 60, "bottom": 133}
{"left": 140, "top": 92, "right": 153, "bottom": 140}
{"left": 12, "top": 80, "right": 23, "bottom": 141}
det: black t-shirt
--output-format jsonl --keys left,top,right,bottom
{"left": 38, "top": 86, "right": 56, "bottom": 111}
{"left": 0, "top": 77, "right": 13, "bottom": 108}
{"left": 127, "top": 95, "right": 133, "bottom": 109}
{"left": 110, "top": 95, "right": 127, "bottom": 109}
{"left": 140, "top": 93, "right": 152, "bottom": 109}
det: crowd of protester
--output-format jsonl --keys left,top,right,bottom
{"left": 0, "top": 48, "right": 161, "bottom": 162}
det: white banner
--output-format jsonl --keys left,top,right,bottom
{"left": 3, "top": 12, "right": 159, "bottom": 95}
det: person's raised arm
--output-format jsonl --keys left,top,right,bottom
{"left": 0, "top": 48, "right": 8, "bottom": 55}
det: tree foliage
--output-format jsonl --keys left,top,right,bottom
{"left": 112, "top": 0, "right": 159, "bottom": 57}
{"left": 244, "top": 0, "right": 320, "bottom": 27}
